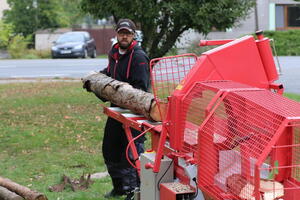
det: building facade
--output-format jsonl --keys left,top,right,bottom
{"left": 178, "top": 0, "right": 300, "bottom": 48}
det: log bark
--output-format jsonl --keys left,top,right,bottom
{"left": 82, "top": 72, "right": 166, "bottom": 121}
{"left": 0, "top": 186, "right": 24, "bottom": 200}
{"left": 0, "top": 177, "right": 47, "bottom": 200}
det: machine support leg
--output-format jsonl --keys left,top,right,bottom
{"left": 153, "top": 126, "right": 169, "bottom": 173}
{"left": 124, "top": 125, "right": 141, "bottom": 176}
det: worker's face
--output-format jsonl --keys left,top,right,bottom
{"left": 117, "top": 29, "right": 134, "bottom": 49}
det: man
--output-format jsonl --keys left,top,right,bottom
{"left": 100, "top": 19, "right": 150, "bottom": 200}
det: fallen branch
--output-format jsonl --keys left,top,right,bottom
{"left": 49, "top": 174, "right": 94, "bottom": 192}
{"left": 0, "top": 186, "right": 23, "bottom": 200}
{"left": 0, "top": 177, "right": 47, "bottom": 200}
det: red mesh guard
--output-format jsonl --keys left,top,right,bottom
{"left": 176, "top": 81, "right": 300, "bottom": 199}
{"left": 150, "top": 54, "right": 197, "bottom": 119}
{"left": 179, "top": 81, "right": 257, "bottom": 158}
{"left": 292, "top": 126, "right": 300, "bottom": 180}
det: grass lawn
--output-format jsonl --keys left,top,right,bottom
{"left": 0, "top": 81, "right": 299, "bottom": 200}
{"left": 0, "top": 81, "right": 123, "bottom": 200}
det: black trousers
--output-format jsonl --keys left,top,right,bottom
{"left": 102, "top": 117, "right": 145, "bottom": 190}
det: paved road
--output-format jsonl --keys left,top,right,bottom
{"left": 0, "top": 56, "right": 299, "bottom": 93}
{"left": 0, "top": 58, "right": 107, "bottom": 79}
{"left": 276, "top": 57, "right": 300, "bottom": 94}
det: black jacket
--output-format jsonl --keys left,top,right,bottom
{"left": 101, "top": 40, "right": 150, "bottom": 92}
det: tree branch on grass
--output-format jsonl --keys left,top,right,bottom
{"left": 0, "top": 176, "right": 47, "bottom": 200}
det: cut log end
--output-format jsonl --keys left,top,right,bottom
{"left": 150, "top": 101, "right": 167, "bottom": 122}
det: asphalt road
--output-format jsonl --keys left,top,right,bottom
{"left": 0, "top": 58, "right": 107, "bottom": 79}
{"left": 276, "top": 56, "right": 300, "bottom": 94}
{"left": 0, "top": 56, "right": 299, "bottom": 93}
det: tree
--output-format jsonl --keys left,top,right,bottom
{"left": 80, "top": 0, "right": 255, "bottom": 58}
{"left": 3, "top": 0, "right": 64, "bottom": 37}
{"left": 59, "top": 0, "right": 87, "bottom": 28}
{"left": 3, "top": 0, "right": 87, "bottom": 45}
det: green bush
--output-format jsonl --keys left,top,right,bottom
{"left": 26, "top": 49, "right": 52, "bottom": 59}
{"left": 186, "top": 39, "right": 217, "bottom": 56}
{"left": 262, "top": 30, "right": 300, "bottom": 56}
{"left": 186, "top": 30, "right": 300, "bottom": 56}
{"left": 7, "top": 35, "right": 51, "bottom": 59}
{"left": 0, "top": 20, "right": 14, "bottom": 49}
{"left": 165, "top": 47, "right": 179, "bottom": 56}
{"left": 7, "top": 35, "right": 31, "bottom": 59}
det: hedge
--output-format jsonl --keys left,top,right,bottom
{"left": 263, "top": 30, "right": 300, "bottom": 56}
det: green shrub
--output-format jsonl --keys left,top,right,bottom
{"left": 186, "top": 40, "right": 217, "bottom": 56}
{"left": 26, "top": 49, "right": 51, "bottom": 59}
{"left": 0, "top": 20, "right": 14, "bottom": 49}
{"left": 21, "top": 53, "right": 40, "bottom": 59}
{"left": 7, "top": 35, "right": 31, "bottom": 59}
{"left": 186, "top": 30, "right": 300, "bottom": 56}
{"left": 7, "top": 35, "right": 51, "bottom": 59}
{"left": 165, "top": 47, "right": 179, "bottom": 56}
{"left": 263, "top": 30, "right": 300, "bottom": 56}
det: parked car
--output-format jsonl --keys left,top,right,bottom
{"left": 51, "top": 31, "right": 97, "bottom": 59}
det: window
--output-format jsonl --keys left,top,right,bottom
{"left": 276, "top": 4, "right": 300, "bottom": 30}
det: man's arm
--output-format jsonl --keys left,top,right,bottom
{"left": 130, "top": 51, "right": 150, "bottom": 92}
{"left": 96, "top": 57, "right": 111, "bottom": 102}
{"left": 100, "top": 66, "right": 108, "bottom": 75}
{"left": 100, "top": 56, "right": 112, "bottom": 75}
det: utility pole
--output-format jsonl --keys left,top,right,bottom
{"left": 254, "top": 0, "right": 259, "bottom": 31}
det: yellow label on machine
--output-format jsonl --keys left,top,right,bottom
{"left": 176, "top": 80, "right": 185, "bottom": 90}
{"left": 176, "top": 84, "right": 183, "bottom": 90}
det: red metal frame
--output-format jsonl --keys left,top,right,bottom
{"left": 102, "top": 106, "right": 162, "bottom": 171}
{"left": 99, "top": 33, "right": 300, "bottom": 199}
{"left": 186, "top": 81, "right": 300, "bottom": 200}
{"left": 150, "top": 53, "right": 198, "bottom": 121}
{"left": 199, "top": 39, "right": 234, "bottom": 46}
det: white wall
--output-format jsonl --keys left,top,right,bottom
{"left": 35, "top": 33, "right": 61, "bottom": 50}
{"left": 0, "top": 0, "right": 9, "bottom": 19}
{"left": 35, "top": 28, "right": 71, "bottom": 50}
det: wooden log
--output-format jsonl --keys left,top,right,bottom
{"left": 82, "top": 72, "right": 166, "bottom": 121}
{"left": 0, "top": 186, "right": 24, "bottom": 200}
{"left": 0, "top": 177, "right": 47, "bottom": 200}
{"left": 226, "top": 174, "right": 284, "bottom": 200}
{"left": 226, "top": 174, "right": 256, "bottom": 200}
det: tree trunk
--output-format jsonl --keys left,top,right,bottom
{"left": 82, "top": 72, "right": 166, "bottom": 122}
{"left": 0, "top": 177, "right": 47, "bottom": 200}
{"left": 0, "top": 186, "right": 24, "bottom": 200}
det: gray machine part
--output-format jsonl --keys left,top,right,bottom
{"left": 140, "top": 152, "right": 174, "bottom": 200}
{"left": 177, "top": 157, "right": 205, "bottom": 200}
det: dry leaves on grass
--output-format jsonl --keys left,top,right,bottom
{"left": 49, "top": 174, "right": 94, "bottom": 192}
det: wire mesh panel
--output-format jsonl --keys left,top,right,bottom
{"left": 150, "top": 54, "right": 197, "bottom": 119}
{"left": 173, "top": 80, "right": 300, "bottom": 199}
{"left": 292, "top": 126, "right": 300, "bottom": 181}
{"left": 178, "top": 81, "right": 254, "bottom": 160}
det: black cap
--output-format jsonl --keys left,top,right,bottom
{"left": 116, "top": 19, "right": 136, "bottom": 33}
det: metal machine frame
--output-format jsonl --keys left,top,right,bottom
{"left": 102, "top": 32, "right": 300, "bottom": 200}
